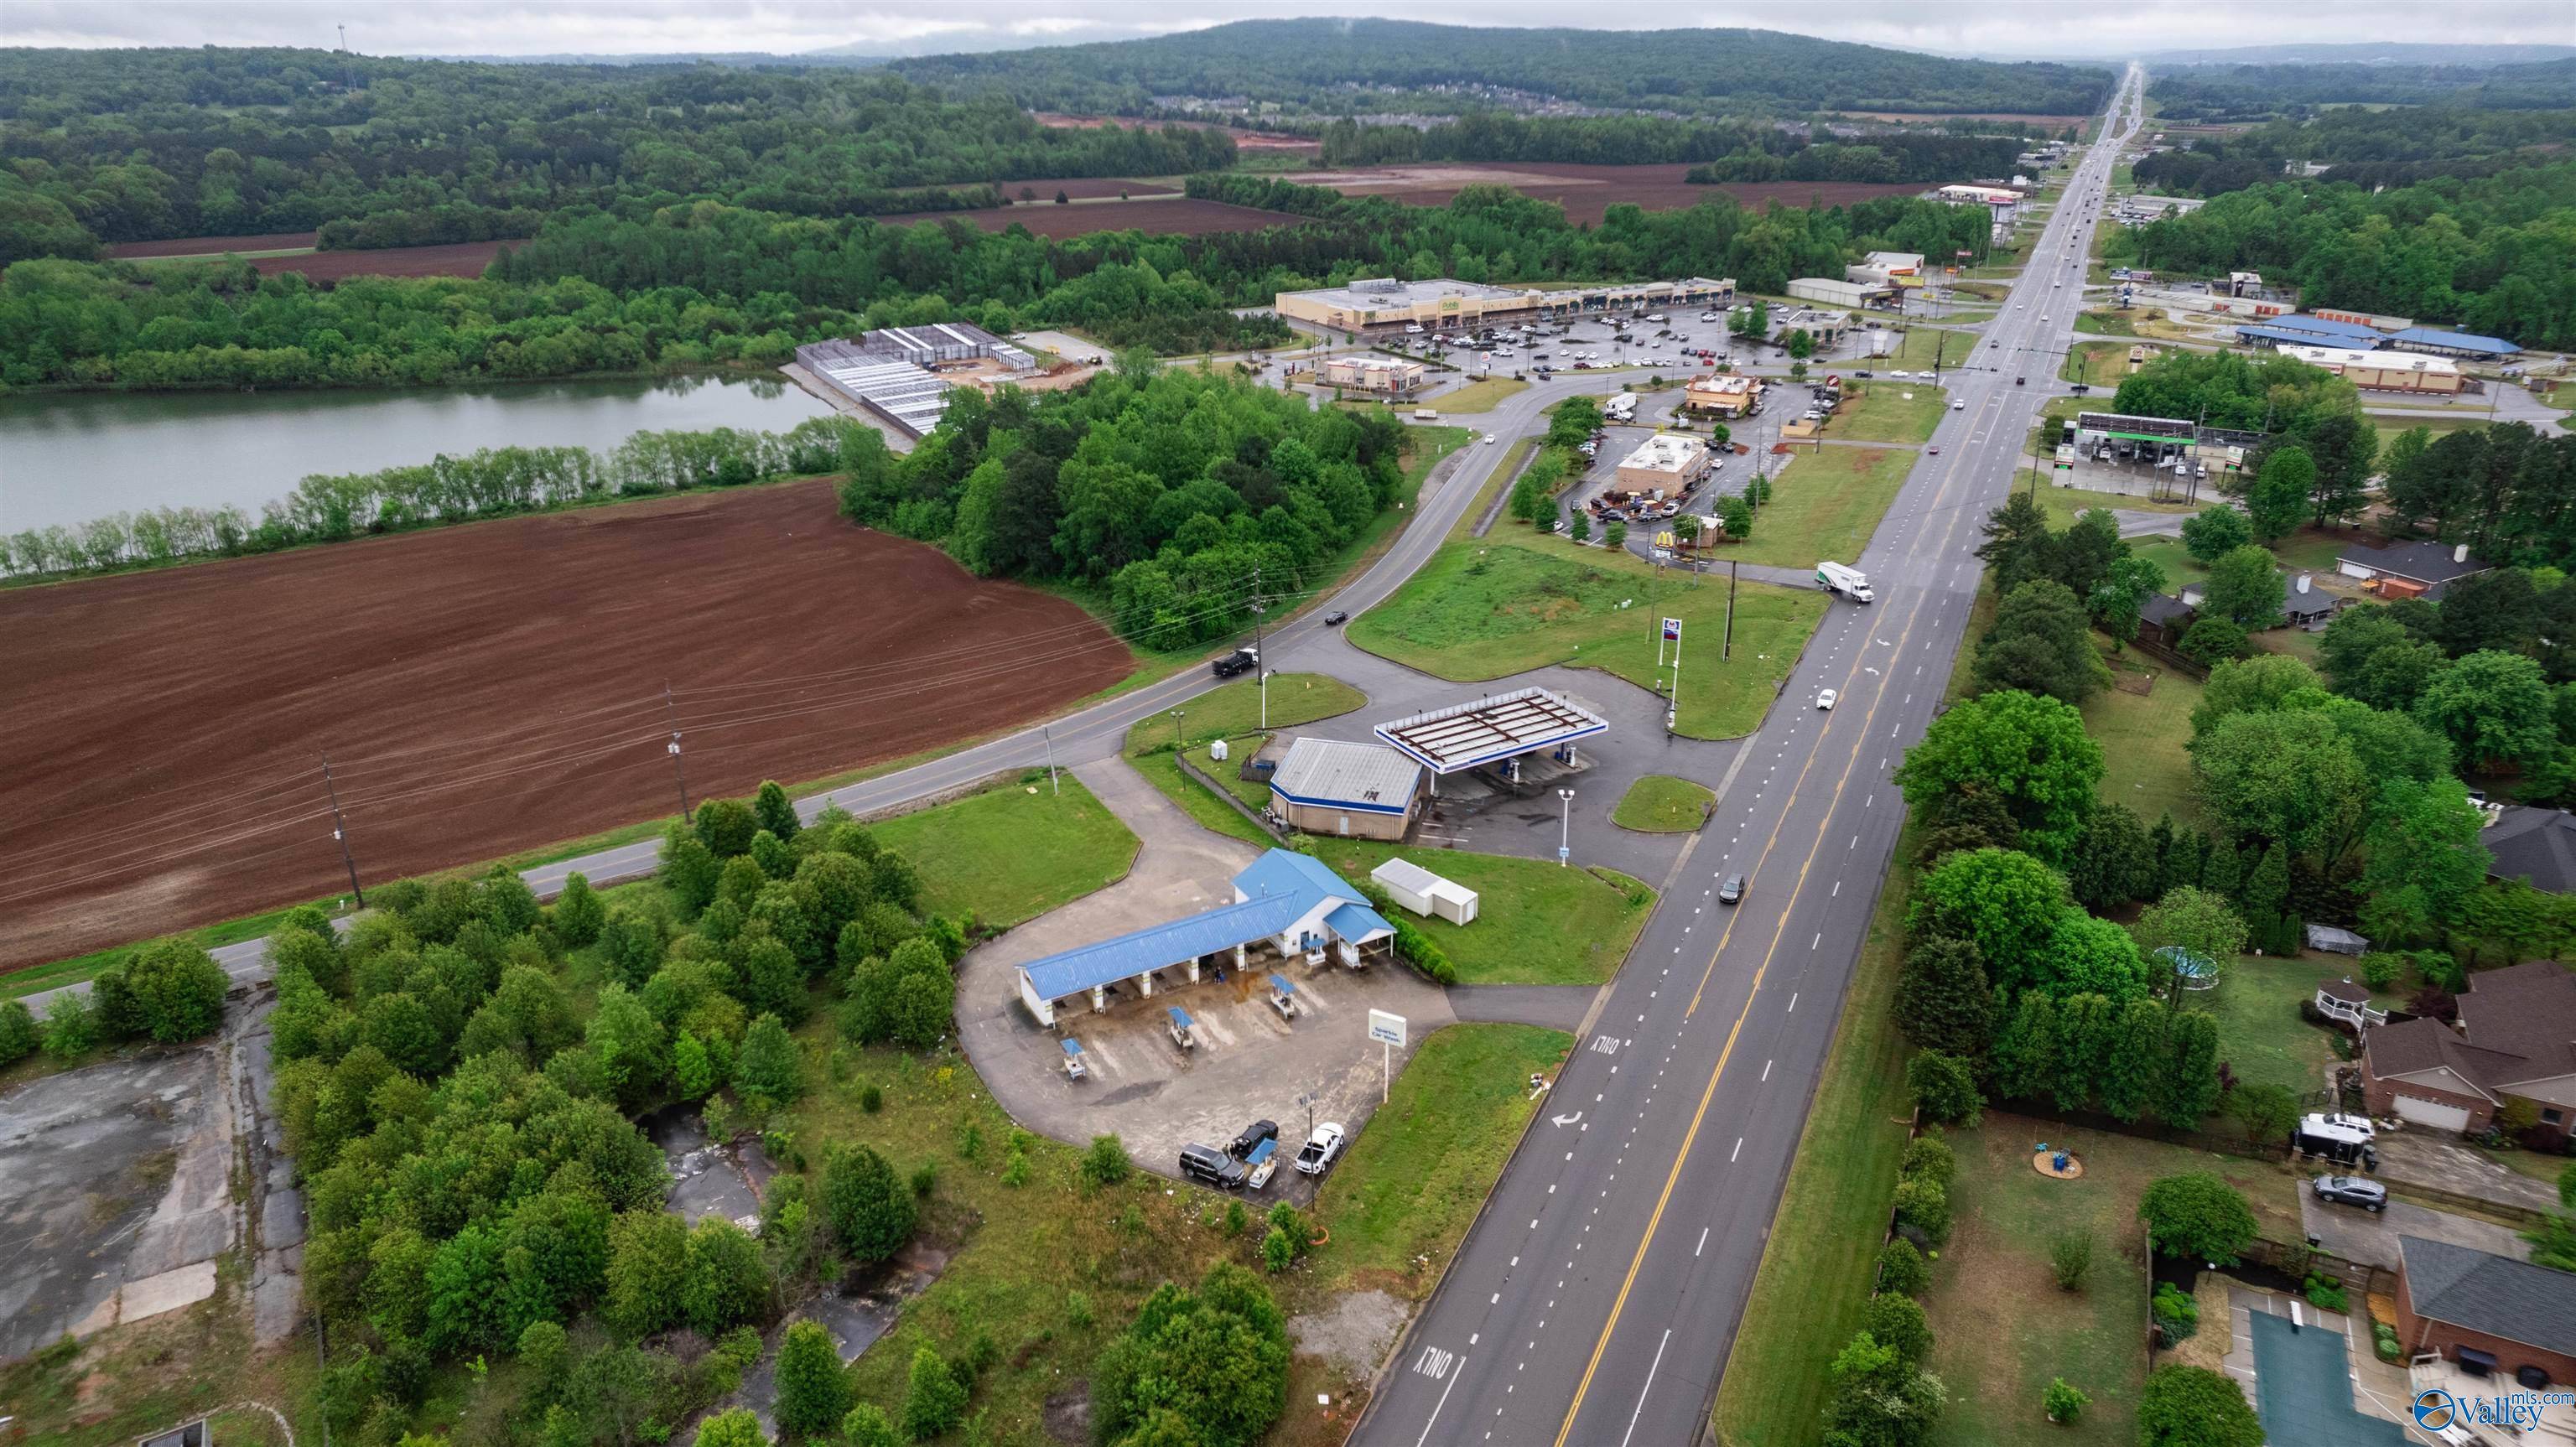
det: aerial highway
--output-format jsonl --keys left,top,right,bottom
{"left": 1348, "top": 65, "right": 2146, "bottom": 1447}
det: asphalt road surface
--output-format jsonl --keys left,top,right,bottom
{"left": 1347, "top": 66, "right": 2147, "bottom": 1447}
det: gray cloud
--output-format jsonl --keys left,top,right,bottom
{"left": 2, "top": 0, "right": 2565, "bottom": 59}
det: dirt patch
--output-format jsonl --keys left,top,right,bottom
{"left": 2115, "top": 670, "right": 2156, "bottom": 696}
{"left": 1296, "top": 163, "right": 1933, "bottom": 227}
{"left": 249, "top": 240, "right": 513, "bottom": 283}
{"left": 0, "top": 480, "right": 1131, "bottom": 970}
{"left": 992, "top": 178, "right": 1179, "bottom": 200}
{"left": 1041, "top": 1386, "right": 1091, "bottom": 1444}
{"left": 104, "top": 232, "right": 319, "bottom": 259}
{"left": 873, "top": 196, "right": 1289, "bottom": 239}
{"left": 1287, "top": 1289, "right": 1408, "bottom": 1377}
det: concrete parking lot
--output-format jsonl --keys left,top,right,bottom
{"left": 0, "top": 1046, "right": 238, "bottom": 1358}
{"left": 954, "top": 754, "right": 1454, "bottom": 1205}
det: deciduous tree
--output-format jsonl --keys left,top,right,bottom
{"left": 1895, "top": 691, "right": 2103, "bottom": 864}
{"left": 773, "top": 1320, "right": 852, "bottom": 1439}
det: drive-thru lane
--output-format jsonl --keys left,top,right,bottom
{"left": 1351, "top": 65, "right": 2145, "bottom": 1446}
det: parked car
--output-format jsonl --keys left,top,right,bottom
{"left": 2311, "top": 1175, "right": 2387, "bottom": 1213}
{"left": 1294, "top": 1123, "right": 1348, "bottom": 1176}
{"left": 1228, "top": 1119, "right": 1280, "bottom": 1160}
{"left": 1718, "top": 874, "right": 1746, "bottom": 905}
{"left": 1815, "top": 688, "right": 1838, "bottom": 711}
{"left": 1323, "top": 609, "right": 1348, "bottom": 625}
{"left": 1180, "top": 1144, "right": 1247, "bottom": 1190}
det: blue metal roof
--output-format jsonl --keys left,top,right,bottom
{"left": 2238, "top": 322, "right": 2378, "bottom": 350}
{"left": 1270, "top": 972, "right": 1296, "bottom": 994}
{"left": 1327, "top": 900, "right": 1396, "bottom": 941}
{"left": 1020, "top": 894, "right": 1306, "bottom": 1002}
{"left": 1167, "top": 1005, "right": 1193, "bottom": 1027}
{"left": 1235, "top": 848, "right": 1363, "bottom": 906}
{"left": 2388, "top": 325, "right": 2517, "bottom": 355}
{"left": 1061, "top": 1037, "right": 1084, "bottom": 1056}
{"left": 2270, "top": 314, "right": 2385, "bottom": 341}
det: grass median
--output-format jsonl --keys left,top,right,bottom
{"left": 1728, "top": 448, "right": 1914, "bottom": 568}
{"left": 1348, "top": 530, "right": 1825, "bottom": 739}
{"left": 1612, "top": 774, "right": 1716, "bottom": 832}
{"left": 1433, "top": 376, "right": 1531, "bottom": 413}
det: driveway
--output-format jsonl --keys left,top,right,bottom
{"left": 2298, "top": 1190, "right": 2532, "bottom": 1273}
{"left": 2372, "top": 1130, "right": 2564, "bottom": 1216}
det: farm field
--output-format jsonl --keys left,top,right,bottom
{"left": 872, "top": 195, "right": 1288, "bottom": 237}
{"left": 0, "top": 480, "right": 1134, "bottom": 972}
{"left": 112, "top": 235, "right": 517, "bottom": 281}
{"left": 1291, "top": 161, "right": 1931, "bottom": 226}
{"left": 104, "top": 230, "right": 319, "bottom": 258}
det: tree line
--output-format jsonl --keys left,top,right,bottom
{"left": 887, "top": 18, "right": 2115, "bottom": 122}
{"left": 3, "top": 415, "right": 861, "bottom": 581}
{"left": 0, "top": 48, "right": 1237, "bottom": 263}
{"left": 1685, "top": 131, "right": 2023, "bottom": 185}
{"left": 2132, "top": 105, "right": 2576, "bottom": 198}
{"left": 1314, "top": 112, "right": 2023, "bottom": 179}
{"left": 832, "top": 362, "right": 1409, "bottom": 650}
{"left": 2122, "top": 160, "right": 2576, "bottom": 349}
{"left": 2148, "top": 57, "right": 2576, "bottom": 120}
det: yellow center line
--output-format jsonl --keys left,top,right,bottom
{"left": 1550, "top": 318, "right": 2049, "bottom": 1444}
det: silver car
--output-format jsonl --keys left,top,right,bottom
{"left": 2311, "top": 1175, "right": 2386, "bottom": 1213}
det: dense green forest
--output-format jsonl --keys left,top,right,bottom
{"left": 1311, "top": 112, "right": 2032, "bottom": 175}
{"left": 0, "top": 47, "right": 1236, "bottom": 262}
{"left": 0, "top": 174, "right": 1993, "bottom": 392}
{"left": 2147, "top": 57, "right": 2576, "bottom": 120}
{"left": 2132, "top": 106, "right": 2576, "bottom": 195}
{"left": 890, "top": 20, "right": 2114, "bottom": 119}
{"left": 834, "top": 363, "right": 1410, "bottom": 647}
{"left": 2122, "top": 161, "right": 2576, "bottom": 347}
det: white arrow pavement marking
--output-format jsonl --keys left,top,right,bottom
{"left": 1551, "top": 1112, "right": 1585, "bottom": 1127}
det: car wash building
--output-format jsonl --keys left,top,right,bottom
{"left": 1013, "top": 851, "right": 1395, "bottom": 1028}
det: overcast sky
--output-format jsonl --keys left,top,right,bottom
{"left": 3, "top": 0, "right": 2566, "bottom": 61}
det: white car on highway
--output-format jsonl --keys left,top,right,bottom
{"left": 1484, "top": 433, "right": 1498, "bottom": 444}
{"left": 1815, "top": 688, "right": 1838, "bottom": 711}
{"left": 1951, "top": 400, "right": 1966, "bottom": 410}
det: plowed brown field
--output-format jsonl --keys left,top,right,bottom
{"left": 0, "top": 481, "right": 1133, "bottom": 971}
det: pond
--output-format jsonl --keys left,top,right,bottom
{"left": 0, "top": 373, "right": 833, "bottom": 533}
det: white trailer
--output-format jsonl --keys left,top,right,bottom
{"left": 1816, "top": 561, "right": 1876, "bottom": 604}
{"left": 1604, "top": 392, "right": 1639, "bottom": 422}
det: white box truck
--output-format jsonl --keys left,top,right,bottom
{"left": 1816, "top": 562, "right": 1876, "bottom": 603}
{"left": 1604, "top": 392, "right": 1638, "bottom": 422}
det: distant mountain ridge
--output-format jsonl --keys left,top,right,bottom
{"left": 2137, "top": 42, "right": 2576, "bottom": 67}
{"left": 883, "top": 18, "right": 2118, "bottom": 118}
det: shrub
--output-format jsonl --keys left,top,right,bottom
{"left": 1862, "top": 1292, "right": 1933, "bottom": 1367}
{"left": 774, "top": 1319, "right": 853, "bottom": 1438}
{"left": 2138, "top": 1363, "right": 2262, "bottom": 1447}
{"left": 2049, "top": 1229, "right": 2095, "bottom": 1292}
{"left": 1905, "top": 1050, "right": 1984, "bottom": 1126}
{"left": 0, "top": 998, "right": 37, "bottom": 1066}
{"left": 2043, "top": 1377, "right": 2089, "bottom": 1424}
{"left": 823, "top": 1144, "right": 917, "bottom": 1267}
{"left": 910, "top": 1163, "right": 937, "bottom": 1198}
{"left": 42, "top": 991, "right": 96, "bottom": 1059}
{"left": 1892, "top": 1175, "right": 1952, "bottom": 1244}
{"left": 1080, "top": 1133, "right": 1133, "bottom": 1189}
{"left": 2151, "top": 1281, "right": 2199, "bottom": 1344}
{"left": 843, "top": 1403, "right": 901, "bottom": 1447}
{"left": 2303, "top": 1273, "right": 2348, "bottom": 1314}
{"left": 1900, "top": 1132, "right": 1955, "bottom": 1188}
{"left": 121, "top": 938, "right": 231, "bottom": 1043}
{"left": 1001, "top": 1149, "right": 1030, "bottom": 1188}
{"left": 1223, "top": 1201, "right": 1249, "bottom": 1237}
{"left": 1877, "top": 1238, "right": 1932, "bottom": 1297}
{"left": 2138, "top": 1171, "right": 2257, "bottom": 1264}
{"left": 1261, "top": 1225, "right": 1296, "bottom": 1273}
{"left": 2358, "top": 952, "right": 2401, "bottom": 991}
{"left": 1067, "top": 1291, "right": 1093, "bottom": 1328}
{"left": 901, "top": 1345, "right": 966, "bottom": 1441}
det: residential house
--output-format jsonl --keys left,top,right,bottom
{"left": 2484, "top": 806, "right": 2576, "bottom": 893}
{"left": 2335, "top": 539, "right": 2495, "bottom": 600}
{"left": 2396, "top": 1235, "right": 2576, "bottom": 1388}
{"left": 2136, "top": 593, "right": 2196, "bottom": 648}
{"left": 2362, "top": 960, "right": 2576, "bottom": 1146}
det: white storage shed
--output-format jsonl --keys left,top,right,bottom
{"left": 1369, "top": 856, "right": 1480, "bottom": 925}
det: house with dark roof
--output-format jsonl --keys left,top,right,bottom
{"left": 2362, "top": 961, "right": 2576, "bottom": 1146}
{"left": 2396, "top": 1235, "right": 2576, "bottom": 1387}
{"left": 2334, "top": 539, "right": 2495, "bottom": 600}
{"left": 2485, "top": 806, "right": 2576, "bottom": 894}
{"left": 2136, "top": 593, "right": 2195, "bottom": 648}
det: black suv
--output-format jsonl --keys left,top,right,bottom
{"left": 1180, "top": 1144, "right": 1247, "bottom": 1190}
{"left": 1718, "top": 874, "right": 1746, "bottom": 905}
{"left": 1228, "top": 1119, "right": 1280, "bottom": 1160}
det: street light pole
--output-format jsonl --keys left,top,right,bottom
{"left": 1043, "top": 724, "right": 1059, "bottom": 796}
{"left": 1169, "top": 709, "right": 1186, "bottom": 760}
{"left": 1557, "top": 788, "right": 1576, "bottom": 867}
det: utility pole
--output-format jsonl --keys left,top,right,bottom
{"left": 1725, "top": 560, "right": 1737, "bottom": 661}
{"left": 663, "top": 682, "right": 690, "bottom": 819}
{"left": 1249, "top": 567, "right": 1267, "bottom": 730}
{"left": 319, "top": 753, "right": 366, "bottom": 909}
{"left": 1043, "top": 724, "right": 1060, "bottom": 796}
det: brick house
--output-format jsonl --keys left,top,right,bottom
{"left": 2362, "top": 961, "right": 2576, "bottom": 1147}
{"left": 2397, "top": 1235, "right": 2576, "bottom": 1387}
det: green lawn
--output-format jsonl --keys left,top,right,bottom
{"left": 1830, "top": 383, "right": 1947, "bottom": 444}
{"left": 1613, "top": 774, "right": 1716, "bottom": 832}
{"left": 2074, "top": 311, "right": 2137, "bottom": 337}
{"left": 2369, "top": 414, "right": 2490, "bottom": 456}
{"left": 1304, "top": 838, "right": 1656, "bottom": 986}
{"left": 1712, "top": 811, "right": 1923, "bottom": 1447}
{"left": 1732, "top": 448, "right": 1914, "bottom": 568}
{"left": 871, "top": 775, "right": 1140, "bottom": 930}
{"left": 1122, "top": 672, "right": 1369, "bottom": 848}
{"left": 2032, "top": 481, "right": 2193, "bottom": 532}
{"left": 2129, "top": 537, "right": 2203, "bottom": 594}
{"left": 2083, "top": 657, "right": 2204, "bottom": 827}
{"left": 2061, "top": 340, "right": 2148, "bottom": 389}
{"left": 1348, "top": 531, "right": 1826, "bottom": 739}
{"left": 1435, "top": 376, "right": 1532, "bottom": 412}
{"left": 2202, "top": 952, "right": 2397, "bottom": 1098}
{"left": 1920, "top": 1114, "right": 2306, "bottom": 1447}
{"left": 1184, "top": 738, "right": 1275, "bottom": 811}
{"left": 1310, "top": 1023, "right": 1573, "bottom": 1295}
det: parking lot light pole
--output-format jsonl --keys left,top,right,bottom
{"left": 1558, "top": 788, "right": 1576, "bottom": 867}
{"left": 1169, "top": 709, "right": 1185, "bottom": 760}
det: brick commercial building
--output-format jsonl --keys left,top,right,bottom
{"left": 2396, "top": 1235, "right": 2576, "bottom": 1388}
{"left": 1319, "top": 355, "right": 1426, "bottom": 394}
{"left": 2362, "top": 960, "right": 2576, "bottom": 1146}
{"left": 1274, "top": 276, "right": 1734, "bottom": 335}
{"left": 1614, "top": 433, "right": 1714, "bottom": 492}
{"left": 1684, "top": 374, "right": 1762, "bottom": 418}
